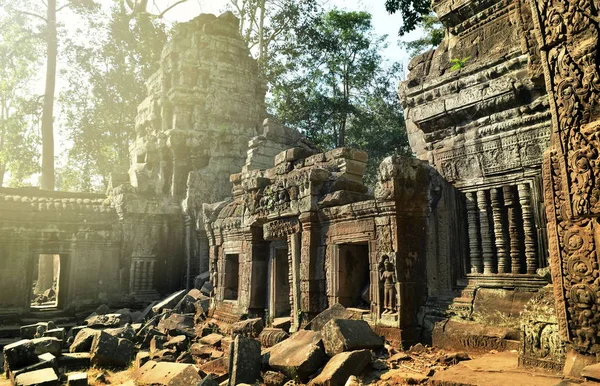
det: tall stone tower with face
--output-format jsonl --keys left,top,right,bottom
{"left": 112, "top": 12, "right": 267, "bottom": 295}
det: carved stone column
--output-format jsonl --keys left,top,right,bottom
{"left": 466, "top": 192, "right": 482, "bottom": 274}
{"left": 529, "top": 0, "right": 600, "bottom": 350}
{"left": 491, "top": 188, "right": 509, "bottom": 273}
{"left": 518, "top": 183, "right": 537, "bottom": 274}
{"left": 504, "top": 185, "right": 521, "bottom": 274}
{"left": 477, "top": 190, "right": 495, "bottom": 274}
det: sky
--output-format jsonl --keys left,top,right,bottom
{"left": 157, "top": 0, "right": 422, "bottom": 74}
{"left": 21, "top": 0, "right": 424, "bottom": 182}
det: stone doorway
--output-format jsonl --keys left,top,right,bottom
{"left": 224, "top": 253, "right": 240, "bottom": 301}
{"left": 268, "top": 241, "right": 291, "bottom": 319}
{"left": 337, "top": 243, "right": 370, "bottom": 309}
{"left": 31, "top": 254, "right": 61, "bottom": 309}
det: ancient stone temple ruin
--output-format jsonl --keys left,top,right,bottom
{"left": 0, "top": 12, "right": 266, "bottom": 315}
{"left": 1, "top": 0, "right": 600, "bottom": 382}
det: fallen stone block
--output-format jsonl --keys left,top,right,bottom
{"left": 228, "top": 336, "right": 261, "bottom": 386}
{"left": 194, "top": 271, "right": 210, "bottom": 290}
{"left": 305, "top": 304, "right": 361, "bottom": 332}
{"left": 150, "top": 334, "right": 167, "bottom": 353}
{"left": 200, "top": 333, "right": 223, "bottom": 347}
{"left": 104, "top": 325, "right": 136, "bottom": 341}
{"left": 176, "top": 352, "right": 194, "bottom": 364}
{"left": 135, "top": 351, "right": 151, "bottom": 369}
{"left": 57, "top": 353, "right": 91, "bottom": 370}
{"left": 581, "top": 362, "right": 600, "bottom": 381}
{"left": 259, "top": 328, "right": 289, "bottom": 348}
{"left": 3, "top": 339, "right": 39, "bottom": 371}
{"left": 380, "top": 369, "right": 428, "bottom": 384}
{"left": 152, "top": 290, "right": 187, "bottom": 315}
{"left": 198, "top": 357, "right": 229, "bottom": 377}
{"left": 133, "top": 360, "right": 203, "bottom": 385}
{"left": 20, "top": 323, "right": 49, "bottom": 340}
{"left": 268, "top": 330, "right": 327, "bottom": 383}
{"left": 42, "top": 328, "right": 65, "bottom": 341}
{"left": 90, "top": 332, "right": 134, "bottom": 367}
{"left": 86, "top": 314, "right": 124, "bottom": 328}
{"left": 345, "top": 375, "right": 363, "bottom": 386}
{"left": 230, "top": 318, "right": 264, "bottom": 338}
{"left": 263, "top": 371, "right": 286, "bottom": 386}
{"left": 198, "top": 374, "right": 220, "bottom": 386}
{"left": 70, "top": 329, "right": 102, "bottom": 353}
{"left": 157, "top": 314, "right": 195, "bottom": 337}
{"left": 67, "top": 372, "right": 88, "bottom": 386}
{"left": 308, "top": 349, "right": 371, "bottom": 386}
{"left": 31, "top": 337, "right": 62, "bottom": 357}
{"left": 164, "top": 335, "right": 189, "bottom": 352}
{"left": 190, "top": 343, "right": 216, "bottom": 359}
{"left": 200, "top": 282, "right": 214, "bottom": 296}
{"left": 321, "top": 319, "right": 383, "bottom": 356}
{"left": 9, "top": 353, "right": 57, "bottom": 384}
{"left": 14, "top": 368, "right": 58, "bottom": 386}
{"left": 150, "top": 349, "right": 178, "bottom": 362}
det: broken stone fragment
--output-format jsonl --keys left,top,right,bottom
{"left": 85, "top": 313, "right": 125, "bottom": 328}
{"left": 305, "top": 304, "right": 360, "bottom": 332}
{"left": 8, "top": 353, "right": 57, "bottom": 383}
{"left": 133, "top": 360, "right": 203, "bottom": 386}
{"left": 308, "top": 349, "right": 371, "bottom": 386}
{"left": 194, "top": 271, "right": 210, "bottom": 290}
{"left": 157, "top": 313, "right": 195, "bottom": 337}
{"left": 103, "top": 324, "right": 136, "bottom": 341}
{"left": 198, "top": 373, "right": 220, "bottom": 386}
{"left": 70, "top": 329, "right": 102, "bottom": 353}
{"left": 164, "top": 335, "right": 189, "bottom": 352}
{"left": 135, "top": 351, "right": 151, "bottom": 369}
{"left": 268, "top": 330, "right": 327, "bottom": 383}
{"left": 321, "top": 319, "right": 384, "bottom": 356}
{"left": 199, "top": 333, "right": 223, "bottom": 347}
{"left": 581, "top": 362, "right": 600, "bottom": 382}
{"left": 14, "top": 367, "right": 58, "bottom": 386}
{"left": 230, "top": 317, "right": 264, "bottom": 338}
{"left": 89, "top": 332, "right": 134, "bottom": 367}
{"left": 228, "top": 335, "right": 261, "bottom": 386}
{"left": 42, "top": 328, "right": 65, "bottom": 341}
{"left": 176, "top": 352, "right": 194, "bottom": 364}
{"left": 57, "top": 353, "right": 91, "bottom": 370}
{"left": 263, "top": 370, "right": 287, "bottom": 386}
{"left": 3, "top": 339, "right": 39, "bottom": 371}
{"left": 31, "top": 337, "right": 62, "bottom": 357}
{"left": 66, "top": 372, "right": 88, "bottom": 386}
{"left": 152, "top": 290, "right": 187, "bottom": 315}
{"left": 20, "top": 323, "right": 49, "bottom": 340}
{"left": 258, "top": 328, "right": 289, "bottom": 348}
{"left": 152, "top": 349, "right": 178, "bottom": 363}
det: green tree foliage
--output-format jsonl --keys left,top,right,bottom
{"left": 270, "top": 10, "right": 411, "bottom": 183}
{"left": 58, "top": 2, "right": 167, "bottom": 191}
{"left": 401, "top": 14, "right": 444, "bottom": 59}
{"left": 0, "top": 4, "right": 43, "bottom": 187}
{"left": 385, "top": 0, "right": 430, "bottom": 36}
{"left": 227, "top": 0, "right": 320, "bottom": 68}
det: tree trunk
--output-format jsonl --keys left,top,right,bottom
{"left": 40, "top": 0, "right": 57, "bottom": 191}
{"left": 258, "top": 0, "right": 265, "bottom": 65}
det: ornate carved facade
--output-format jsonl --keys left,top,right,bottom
{"left": 527, "top": 0, "right": 600, "bottom": 356}
{"left": 203, "top": 139, "right": 442, "bottom": 342}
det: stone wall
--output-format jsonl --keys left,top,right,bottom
{"left": 0, "top": 188, "right": 121, "bottom": 316}
{"left": 399, "top": 0, "right": 555, "bottom": 349}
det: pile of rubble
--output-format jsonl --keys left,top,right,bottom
{"left": 3, "top": 289, "right": 476, "bottom": 386}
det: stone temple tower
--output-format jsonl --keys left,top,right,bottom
{"left": 112, "top": 12, "right": 267, "bottom": 295}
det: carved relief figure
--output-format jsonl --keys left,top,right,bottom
{"left": 379, "top": 255, "right": 397, "bottom": 314}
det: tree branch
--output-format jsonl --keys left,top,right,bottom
{"left": 154, "top": 0, "right": 188, "bottom": 18}
{"left": 18, "top": 11, "right": 47, "bottom": 23}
